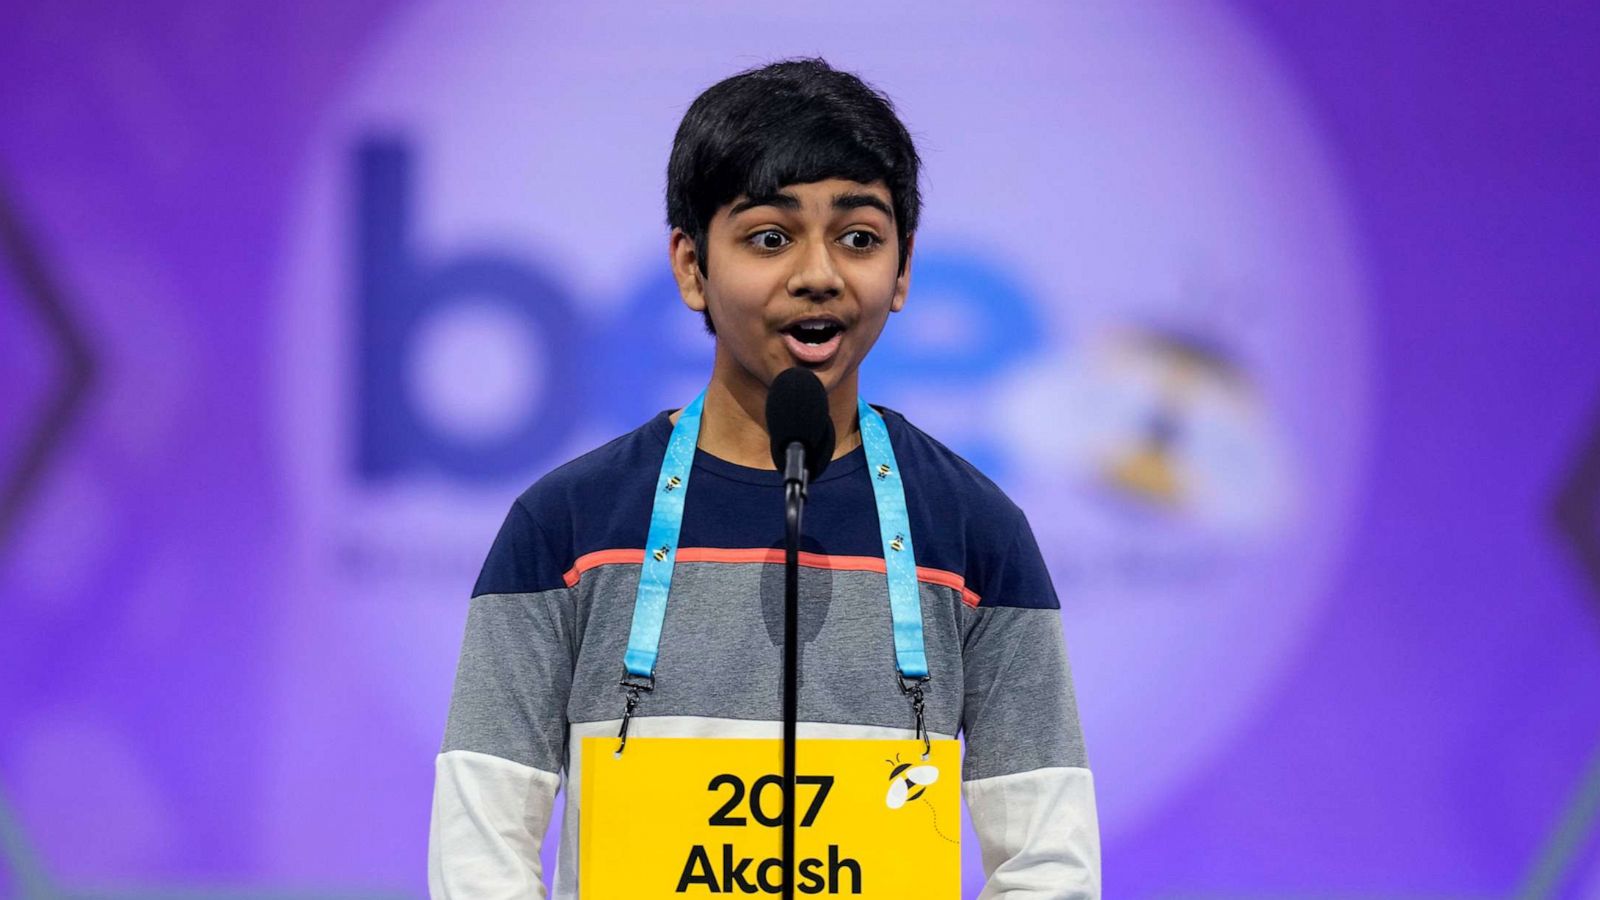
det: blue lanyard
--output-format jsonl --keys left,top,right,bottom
{"left": 618, "top": 389, "right": 929, "bottom": 704}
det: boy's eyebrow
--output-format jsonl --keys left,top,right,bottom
{"left": 832, "top": 191, "right": 895, "bottom": 220}
{"left": 727, "top": 190, "right": 895, "bottom": 221}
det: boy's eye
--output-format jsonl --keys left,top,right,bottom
{"left": 748, "top": 229, "right": 789, "bottom": 250}
{"left": 841, "top": 230, "right": 882, "bottom": 251}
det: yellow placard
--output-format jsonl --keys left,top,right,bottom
{"left": 579, "top": 737, "right": 960, "bottom": 897}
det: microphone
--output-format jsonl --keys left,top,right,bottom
{"left": 764, "top": 366, "right": 834, "bottom": 900}
{"left": 766, "top": 367, "right": 836, "bottom": 488}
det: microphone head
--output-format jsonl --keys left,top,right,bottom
{"left": 766, "top": 367, "right": 836, "bottom": 481}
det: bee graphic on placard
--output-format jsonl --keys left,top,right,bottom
{"left": 883, "top": 753, "right": 940, "bottom": 810}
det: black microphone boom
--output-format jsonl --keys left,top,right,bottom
{"left": 763, "top": 367, "right": 834, "bottom": 900}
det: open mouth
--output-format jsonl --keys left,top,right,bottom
{"left": 785, "top": 319, "right": 844, "bottom": 344}
{"left": 780, "top": 318, "right": 846, "bottom": 364}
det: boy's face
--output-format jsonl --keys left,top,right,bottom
{"left": 670, "top": 177, "right": 912, "bottom": 397}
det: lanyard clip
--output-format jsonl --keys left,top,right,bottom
{"left": 615, "top": 672, "right": 654, "bottom": 757}
{"left": 898, "top": 673, "right": 931, "bottom": 760}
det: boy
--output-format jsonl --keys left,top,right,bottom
{"left": 429, "top": 57, "right": 1100, "bottom": 898}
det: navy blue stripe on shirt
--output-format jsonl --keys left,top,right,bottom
{"left": 472, "top": 406, "right": 1059, "bottom": 611}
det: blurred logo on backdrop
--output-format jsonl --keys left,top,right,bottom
{"left": 347, "top": 137, "right": 1041, "bottom": 485}
{"left": 275, "top": 2, "right": 1368, "bottom": 840}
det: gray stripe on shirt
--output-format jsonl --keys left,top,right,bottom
{"left": 440, "top": 560, "right": 1087, "bottom": 782}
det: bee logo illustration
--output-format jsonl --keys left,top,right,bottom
{"left": 883, "top": 754, "right": 940, "bottom": 810}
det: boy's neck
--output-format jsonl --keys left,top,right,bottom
{"left": 670, "top": 362, "right": 864, "bottom": 471}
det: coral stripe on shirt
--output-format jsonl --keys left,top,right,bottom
{"left": 561, "top": 546, "right": 982, "bottom": 607}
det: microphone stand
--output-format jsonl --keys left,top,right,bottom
{"left": 781, "top": 442, "right": 807, "bottom": 900}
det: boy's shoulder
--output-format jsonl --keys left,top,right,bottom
{"left": 474, "top": 414, "right": 667, "bottom": 597}
{"left": 512, "top": 412, "right": 668, "bottom": 516}
{"left": 874, "top": 403, "right": 1027, "bottom": 527}
{"left": 875, "top": 405, "right": 1057, "bottom": 611}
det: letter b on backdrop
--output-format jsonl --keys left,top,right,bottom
{"left": 355, "top": 138, "right": 578, "bottom": 483}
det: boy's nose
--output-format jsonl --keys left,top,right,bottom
{"left": 786, "top": 238, "right": 844, "bottom": 301}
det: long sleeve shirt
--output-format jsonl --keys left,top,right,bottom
{"left": 428, "top": 405, "right": 1101, "bottom": 897}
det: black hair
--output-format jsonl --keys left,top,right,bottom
{"left": 666, "top": 57, "right": 923, "bottom": 334}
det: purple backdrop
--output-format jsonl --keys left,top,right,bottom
{"left": 1, "top": 2, "right": 1598, "bottom": 897}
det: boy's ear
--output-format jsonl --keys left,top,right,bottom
{"left": 669, "top": 228, "right": 708, "bottom": 315}
{"left": 890, "top": 232, "right": 915, "bottom": 313}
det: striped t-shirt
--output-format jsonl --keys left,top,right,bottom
{"left": 428, "top": 404, "right": 1101, "bottom": 898}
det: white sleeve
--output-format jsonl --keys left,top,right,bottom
{"left": 965, "top": 766, "right": 1101, "bottom": 898}
{"left": 959, "top": 506, "right": 1101, "bottom": 897}
{"left": 429, "top": 749, "right": 561, "bottom": 899}
{"left": 432, "top": 499, "right": 576, "bottom": 897}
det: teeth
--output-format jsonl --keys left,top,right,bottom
{"left": 787, "top": 319, "right": 842, "bottom": 346}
